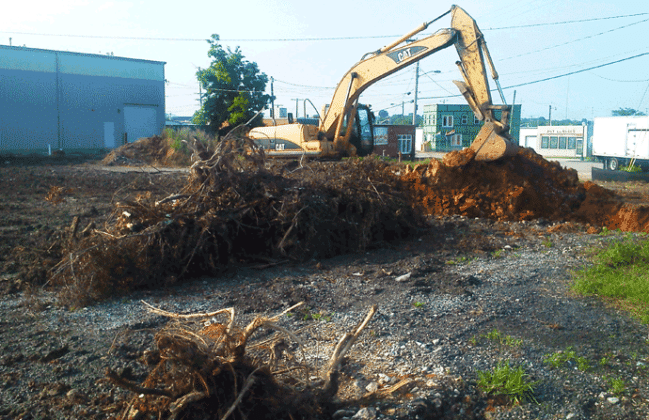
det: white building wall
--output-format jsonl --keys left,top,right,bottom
{"left": 518, "top": 125, "right": 586, "bottom": 158}
{"left": 0, "top": 45, "right": 165, "bottom": 153}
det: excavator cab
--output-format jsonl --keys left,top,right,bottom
{"left": 329, "top": 104, "right": 375, "bottom": 157}
{"left": 350, "top": 105, "right": 375, "bottom": 157}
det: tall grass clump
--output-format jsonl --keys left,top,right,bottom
{"left": 573, "top": 235, "right": 649, "bottom": 322}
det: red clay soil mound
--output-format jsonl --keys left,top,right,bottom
{"left": 401, "top": 147, "right": 649, "bottom": 233}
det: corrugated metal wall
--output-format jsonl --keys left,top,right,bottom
{"left": 0, "top": 46, "right": 165, "bottom": 154}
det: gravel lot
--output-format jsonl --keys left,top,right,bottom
{"left": 1, "top": 160, "right": 649, "bottom": 419}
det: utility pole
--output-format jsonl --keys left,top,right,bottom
{"left": 270, "top": 77, "right": 275, "bottom": 118}
{"left": 197, "top": 67, "right": 203, "bottom": 108}
{"left": 294, "top": 98, "right": 299, "bottom": 119}
{"left": 549, "top": 105, "right": 553, "bottom": 126}
{"left": 413, "top": 62, "right": 419, "bottom": 125}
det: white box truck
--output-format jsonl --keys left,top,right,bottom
{"left": 593, "top": 116, "right": 649, "bottom": 170}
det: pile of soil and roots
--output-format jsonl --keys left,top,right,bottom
{"left": 49, "top": 134, "right": 421, "bottom": 305}
{"left": 402, "top": 147, "right": 649, "bottom": 233}
{"left": 102, "top": 134, "right": 194, "bottom": 167}
{"left": 107, "top": 302, "right": 376, "bottom": 420}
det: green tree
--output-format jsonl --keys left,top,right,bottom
{"left": 612, "top": 107, "right": 646, "bottom": 116}
{"left": 193, "top": 35, "right": 271, "bottom": 131}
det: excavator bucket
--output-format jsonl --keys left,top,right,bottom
{"left": 469, "top": 122, "right": 519, "bottom": 161}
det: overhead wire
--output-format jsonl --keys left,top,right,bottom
{"left": 2, "top": 12, "right": 646, "bottom": 42}
{"left": 417, "top": 50, "right": 649, "bottom": 101}
{"left": 498, "top": 17, "right": 649, "bottom": 62}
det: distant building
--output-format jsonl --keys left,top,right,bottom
{"left": 0, "top": 45, "right": 165, "bottom": 154}
{"left": 518, "top": 124, "right": 588, "bottom": 158}
{"left": 421, "top": 103, "right": 521, "bottom": 152}
{"left": 372, "top": 124, "right": 416, "bottom": 160}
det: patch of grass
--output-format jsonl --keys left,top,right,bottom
{"left": 478, "top": 329, "right": 523, "bottom": 348}
{"left": 572, "top": 236, "right": 649, "bottom": 323}
{"left": 606, "top": 376, "right": 627, "bottom": 396}
{"left": 296, "top": 307, "right": 332, "bottom": 322}
{"left": 543, "top": 347, "right": 590, "bottom": 372}
{"left": 491, "top": 249, "right": 504, "bottom": 259}
{"left": 413, "top": 301, "right": 425, "bottom": 308}
{"left": 542, "top": 239, "right": 554, "bottom": 248}
{"left": 445, "top": 256, "right": 473, "bottom": 265}
{"left": 598, "top": 226, "right": 612, "bottom": 236}
{"left": 621, "top": 163, "right": 642, "bottom": 173}
{"left": 477, "top": 361, "right": 538, "bottom": 404}
{"left": 576, "top": 356, "right": 590, "bottom": 372}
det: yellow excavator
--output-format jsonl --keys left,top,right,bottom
{"left": 249, "top": 5, "right": 518, "bottom": 162}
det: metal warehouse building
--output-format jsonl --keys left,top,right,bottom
{"left": 0, "top": 45, "right": 165, "bottom": 154}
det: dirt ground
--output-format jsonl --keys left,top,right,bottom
{"left": 2, "top": 153, "right": 649, "bottom": 419}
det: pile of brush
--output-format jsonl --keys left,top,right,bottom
{"left": 107, "top": 302, "right": 376, "bottom": 420}
{"left": 49, "top": 129, "right": 421, "bottom": 306}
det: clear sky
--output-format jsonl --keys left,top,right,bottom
{"left": 3, "top": 0, "right": 648, "bottom": 122}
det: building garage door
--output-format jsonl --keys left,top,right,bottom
{"left": 124, "top": 105, "right": 157, "bottom": 143}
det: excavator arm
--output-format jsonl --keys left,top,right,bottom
{"left": 321, "top": 5, "right": 517, "bottom": 160}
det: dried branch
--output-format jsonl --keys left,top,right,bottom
{"left": 106, "top": 368, "right": 173, "bottom": 398}
{"left": 220, "top": 368, "right": 261, "bottom": 420}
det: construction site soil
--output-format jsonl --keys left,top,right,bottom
{"left": 2, "top": 147, "right": 649, "bottom": 420}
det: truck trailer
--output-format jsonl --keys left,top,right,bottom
{"left": 592, "top": 116, "right": 649, "bottom": 171}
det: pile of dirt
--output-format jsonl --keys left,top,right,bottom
{"left": 401, "top": 147, "right": 649, "bottom": 233}
{"left": 102, "top": 135, "right": 192, "bottom": 167}
{"left": 50, "top": 138, "right": 420, "bottom": 306}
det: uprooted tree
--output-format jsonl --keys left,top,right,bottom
{"left": 193, "top": 35, "right": 272, "bottom": 130}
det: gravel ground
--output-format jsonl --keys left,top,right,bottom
{"left": 2, "top": 215, "right": 649, "bottom": 419}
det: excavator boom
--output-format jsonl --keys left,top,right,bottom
{"left": 249, "top": 5, "right": 518, "bottom": 161}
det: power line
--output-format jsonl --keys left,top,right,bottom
{"left": 503, "top": 51, "right": 649, "bottom": 89}
{"left": 2, "top": 12, "right": 646, "bottom": 43}
{"left": 418, "top": 51, "right": 649, "bottom": 100}
{"left": 485, "top": 12, "right": 649, "bottom": 30}
{"left": 499, "top": 17, "right": 649, "bottom": 61}
{"left": 591, "top": 74, "right": 649, "bottom": 83}
{"left": 273, "top": 79, "right": 334, "bottom": 89}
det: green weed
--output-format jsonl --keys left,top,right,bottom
{"left": 543, "top": 347, "right": 590, "bottom": 371}
{"left": 445, "top": 256, "right": 472, "bottom": 265}
{"left": 477, "top": 361, "right": 538, "bottom": 404}
{"left": 576, "top": 356, "right": 590, "bottom": 372}
{"left": 482, "top": 329, "right": 523, "bottom": 347}
{"left": 606, "top": 376, "right": 627, "bottom": 396}
{"left": 298, "top": 307, "right": 331, "bottom": 322}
